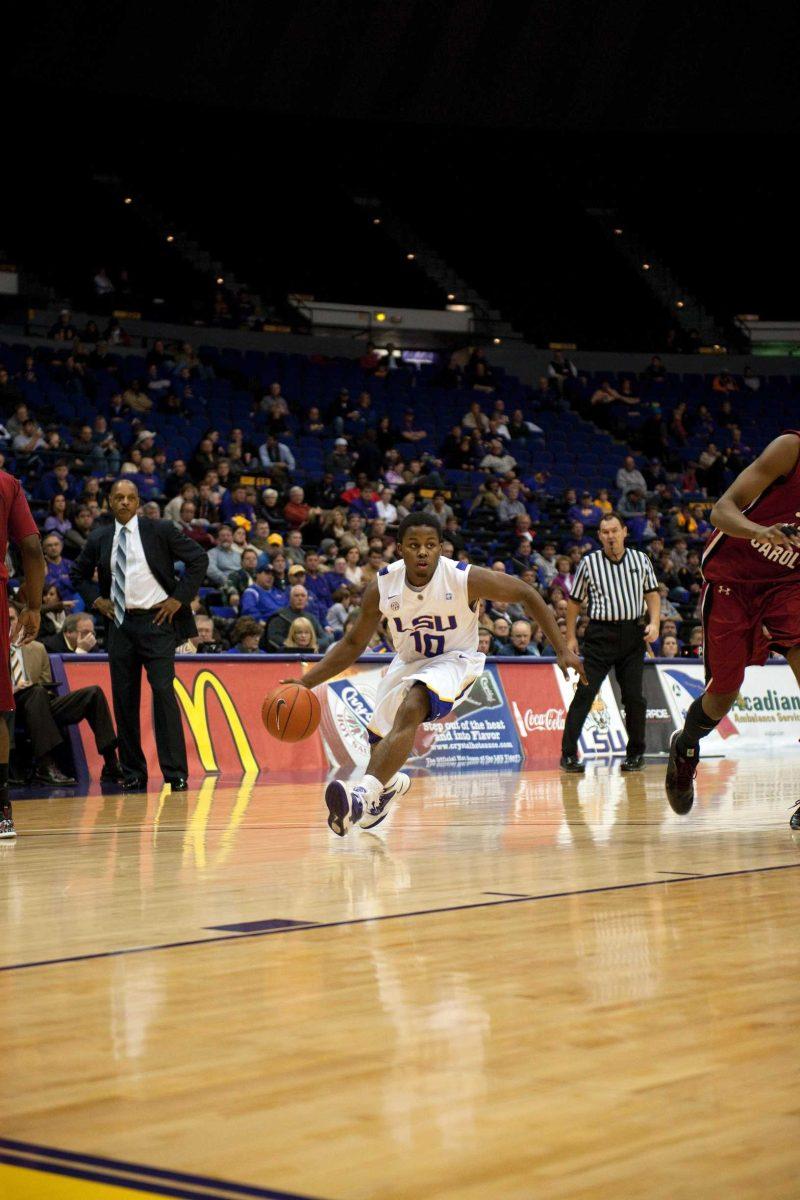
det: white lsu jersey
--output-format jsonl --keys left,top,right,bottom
{"left": 377, "top": 556, "right": 479, "bottom": 663}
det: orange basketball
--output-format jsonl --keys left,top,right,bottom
{"left": 262, "top": 683, "right": 321, "bottom": 743}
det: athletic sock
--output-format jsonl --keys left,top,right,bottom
{"left": 676, "top": 697, "right": 721, "bottom": 754}
{"left": 360, "top": 774, "right": 383, "bottom": 803}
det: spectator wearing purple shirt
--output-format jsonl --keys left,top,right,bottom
{"left": 240, "top": 566, "right": 288, "bottom": 621}
{"left": 566, "top": 492, "right": 603, "bottom": 527}
{"left": 42, "top": 532, "right": 80, "bottom": 602}
{"left": 39, "top": 461, "right": 80, "bottom": 503}
{"left": 220, "top": 482, "right": 257, "bottom": 527}
{"left": 128, "top": 457, "right": 164, "bottom": 502}
{"left": 302, "top": 550, "right": 335, "bottom": 607}
{"left": 286, "top": 564, "right": 328, "bottom": 624}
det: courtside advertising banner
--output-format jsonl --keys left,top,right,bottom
{"left": 552, "top": 669, "right": 629, "bottom": 758}
{"left": 56, "top": 655, "right": 328, "bottom": 779}
{"left": 56, "top": 655, "right": 800, "bottom": 780}
{"left": 319, "top": 662, "right": 523, "bottom": 770}
{"left": 498, "top": 661, "right": 566, "bottom": 763}
{"left": 658, "top": 661, "right": 800, "bottom": 750}
{"left": 609, "top": 666, "right": 674, "bottom": 755}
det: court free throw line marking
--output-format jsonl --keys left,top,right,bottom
{"left": 2, "top": 862, "right": 799, "bottom": 976}
{"left": 0, "top": 1136, "right": 327, "bottom": 1200}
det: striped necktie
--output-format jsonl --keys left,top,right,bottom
{"left": 112, "top": 525, "right": 128, "bottom": 625}
{"left": 10, "top": 646, "right": 26, "bottom": 690}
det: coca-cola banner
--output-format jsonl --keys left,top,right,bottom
{"left": 496, "top": 661, "right": 566, "bottom": 764}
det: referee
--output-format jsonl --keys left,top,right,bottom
{"left": 560, "top": 511, "right": 659, "bottom": 772}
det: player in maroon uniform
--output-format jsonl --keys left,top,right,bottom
{"left": 0, "top": 471, "right": 45, "bottom": 838}
{"left": 666, "top": 431, "right": 800, "bottom": 826}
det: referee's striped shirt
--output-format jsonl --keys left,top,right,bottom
{"left": 570, "top": 548, "right": 659, "bottom": 621}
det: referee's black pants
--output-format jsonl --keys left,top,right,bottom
{"left": 561, "top": 619, "right": 647, "bottom": 758}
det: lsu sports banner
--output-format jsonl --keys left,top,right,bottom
{"left": 54, "top": 655, "right": 800, "bottom": 780}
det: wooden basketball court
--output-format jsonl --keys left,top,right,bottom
{"left": 2, "top": 756, "right": 799, "bottom": 1199}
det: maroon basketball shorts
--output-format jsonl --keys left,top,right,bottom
{"left": 701, "top": 578, "right": 800, "bottom": 694}
{"left": 0, "top": 580, "right": 13, "bottom": 712}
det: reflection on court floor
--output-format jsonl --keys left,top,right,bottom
{"left": 2, "top": 754, "right": 799, "bottom": 1199}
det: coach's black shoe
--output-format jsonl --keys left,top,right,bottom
{"left": 100, "top": 762, "right": 125, "bottom": 784}
{"left": 168, "top": 777, "right": 189, "bottom": 792}
{"left": 621, "top": 755, "right": 645, "bottom": 772}
{"left": 665, "top": 731, "right": 698, "bottom": 814}
{"left": 33, "top": 763, "right": 77, "bottom": 786}
{"left": 790, "top": 802, "right": 800, "bottom": 831}
{"left": 121, "top": 776, "right": 148, "bottom": 792}
{"left": 559, "top": 755, "right": 585, "bottom": 774}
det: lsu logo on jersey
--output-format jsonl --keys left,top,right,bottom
{"left": 392, "top": 614, "right": 457, "bottom": 634}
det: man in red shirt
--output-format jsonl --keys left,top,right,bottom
{"left": 1, "top": 471, "right": 46, "bottom": 838}
{"left": 283, "top": 485, "right": 320, "bottom": 531}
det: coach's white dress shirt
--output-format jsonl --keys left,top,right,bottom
{"left": 112, "top": 516, "right": 168, "bottom": 609}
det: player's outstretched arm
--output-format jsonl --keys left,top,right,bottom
{"left": 468, "top": 566, "right": 588, "bottom": 683}
{"left": 711, "top": 433, "right": 800, "bottom": 547}
{"left": 281, "top": 582, "right": 382, "bottom": 689}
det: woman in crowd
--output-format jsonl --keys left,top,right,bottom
{"left": 44, "top": 494, "right": 72, "bottom": 536}
{"left": 552, "top": 556, "right": 575, "bottom": 595}
{"left": 39, "top": 584, "right": 76, "bottom": 641}
{"left": 343, "top": 545, "right": 364, "bottom": 588}
{"left": 284, "top": 617, "right": 319, "bottom": 653}
{"left": 226, "top": 617, "right": 265, "bottom": 655}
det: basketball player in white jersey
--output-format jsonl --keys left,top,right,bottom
{"left": 286, "top": 514, "right": 586, "bottom": 836}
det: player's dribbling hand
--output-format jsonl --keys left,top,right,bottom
{"left": 278, "top": 677, "right": 311, "bottom": 689}
{"left": 758, "top": 523, "right": 800, "bottom": 549}
{"left": 558, "top": 648, "right": 588, "bottom": 686}
{"left": 14, "top": 608, "right": 41, "bottom": 645}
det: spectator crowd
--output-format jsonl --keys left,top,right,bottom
{"left": 2, "top": 333, "right": 771, "bottom": 665}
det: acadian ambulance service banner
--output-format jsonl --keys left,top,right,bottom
{"left": 658, "top": 661, "right": 800, "bottom": 750}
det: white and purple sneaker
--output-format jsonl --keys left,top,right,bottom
{"left": 359, "top": 773, "right": 411, "bottom": 832}
{"left": 325, "top": 780, "right": 367, "bottom": 837}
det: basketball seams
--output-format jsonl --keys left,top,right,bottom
{"left": 280, "top": 688, "right": 299, "bottom": 740}
{"left": 262, "top": 684, "right": 321, "bottom": 742}
{"left": 299, "top": 688, "right": 319, "bottom": 741}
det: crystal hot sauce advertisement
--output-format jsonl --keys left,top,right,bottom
{"left": 317, "top": 662, "right": 523, "bottom": 770}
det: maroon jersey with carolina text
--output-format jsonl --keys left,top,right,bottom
{"left": 0, "top": 470, "right": 39, "bottom": 576}
{"left": 702, "top": 430, "right": 800, "bottom": 584}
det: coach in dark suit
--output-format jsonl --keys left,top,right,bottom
{"left": 70, "top": 480, "right": 208, "bottom": 791}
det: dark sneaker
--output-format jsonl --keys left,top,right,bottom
{"left": 621, "top": 755, "right": 645, "bottom": 772}
{"left": 560, "top": 755, "right": 585, "bottom": 773}
{"left": 790, "top": 803, "right": 800, "bottom": 831}
{"left": 324, "top": 780, "right": 366, "bottom": 837}
{"left": 665, "top": 731, "right": 699, "bottom": 814}
{"left": 0, "top": 799, "right": 15, "bottom": 840}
